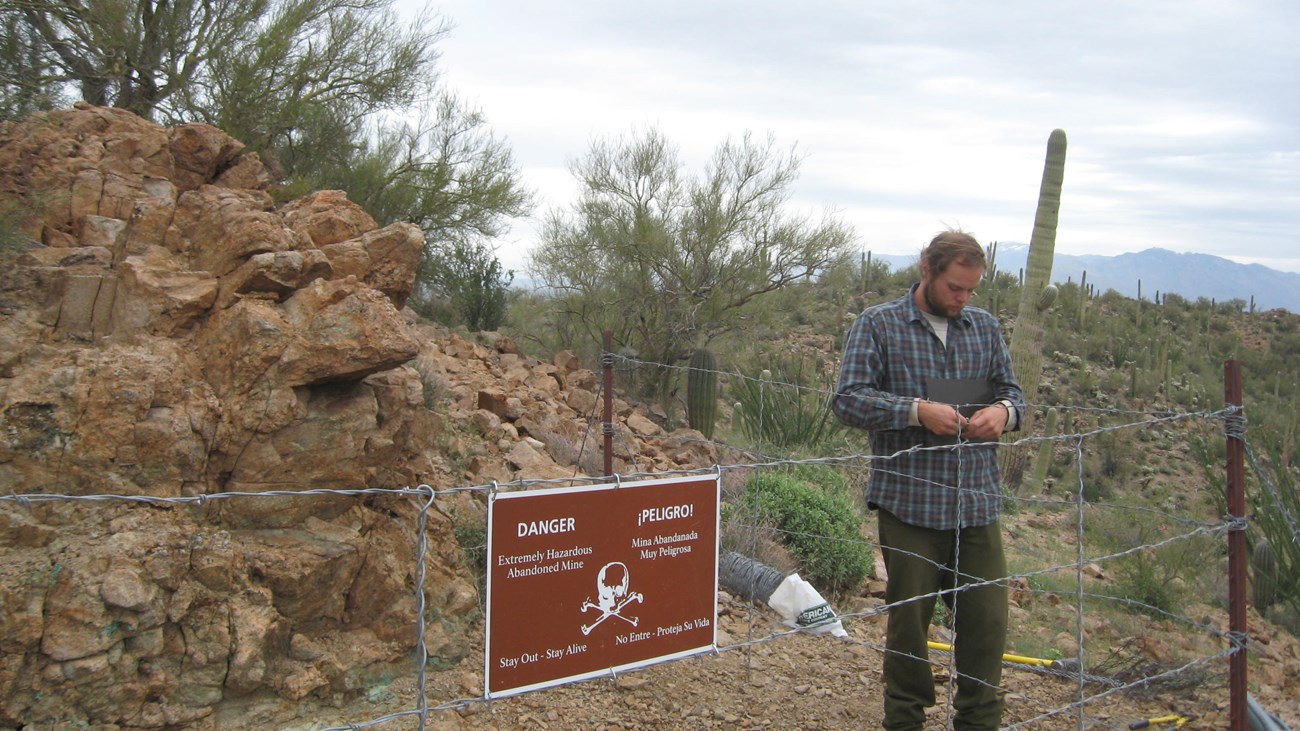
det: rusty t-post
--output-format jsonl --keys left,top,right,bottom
{"left": 1224, "top": 359, "right": 1246, "bottom": 731}
{"left": 603, "top": 330, "right": 614, "bottom": 477}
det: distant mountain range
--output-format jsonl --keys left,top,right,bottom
{"left": 871, "top": 245, "right": 1300, "bottom": 314}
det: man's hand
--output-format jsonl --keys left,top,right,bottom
{"left": 964, "top": 403, "right": 1009, "bottom": 440}
{"left": 918, "top": 401, "right": 1008, "bottom": 440}
{"left": 918, "top": 400, "right": 967, "bottom": 436}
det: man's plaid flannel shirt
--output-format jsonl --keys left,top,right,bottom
{"left": 833, "top": 284, "right": 1025, "bottom": 530}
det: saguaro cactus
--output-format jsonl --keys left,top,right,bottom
{"left": 1001, "top": 129, "right": 1067, "bottom": 490}
{"left": 686, "top": 348, "right": 719, "bottom": 439}
{"left": 1077, "top": 270, "right": 1088, "bottom": 328}
{"left": 1252, "top": 538, "right": 1278, "bottom": 611}
{"left": 1029, "top": 407, "right": 1058, "bottom": 493}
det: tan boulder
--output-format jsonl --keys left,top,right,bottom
{"left": 115, "top": 252, "right": 219, "bottom": 336}
{"left": 478, "top": 388, "right": 523, "bottom": 421}
{"left": 193, "top": 297, "right": 292, "bottom": 395}
{"left": 78, "top": 215, "right": 127, "bottom": 251}
{"left": 554, "top": 349, "right": 582, "bottom": 371}
{"left": 659, "top": 428, "right": 719, "bottom": 466}
{"left": 526, "top": 363, "right": 567, "bottom": 396}
{"left": 226, "top": 590, "right": 284, "bottom": 695}
{"left": 279, "top": 189, "right": 376, "bottom": 247}
{"left": 273, "top": 278, "right": 420, "bottom": 387}
{"left": 168, "top": 186, "right": 289, "bottom": 277}
{"left": 122, "top": 178, "right": 179, "bottom": 253}
{"left": 505, "top": 439, "right": 576, "bottom": 480}
{"left": 215, "top": 151, "right": 272, "bottom": 190}
{"left": 219, "top": 250, "right": 312, "bottom": 302}
{"left": 320, "top": 223, "right": 424, "bottom": 308}
{"left": 567, "top": 386, "right": 599, "bottom": 414}
{"left": 466, "top": 453, "right": 513, "bottom": 484}
{"left": 626, "top": 412, "right": 662, "bottom": 436}
{"left": 168, "top": 121, "right": 246, "bottom": 192}
{"left": 505, "top": 439, "right": 550, "bottom": 472}
{"left": 99, "top": 565, "right": 157, "bottom": 612}
{"left": 569, "top": 368, "right": 599, "bottom": 391}
{"left": 471, "top": 408, "right": 504, "bottom": 435}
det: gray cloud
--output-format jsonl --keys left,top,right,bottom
{"left": 406, "top": 0, "right": 1300, "bottom": 271}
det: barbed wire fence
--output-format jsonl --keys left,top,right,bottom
{"left": 2, "top": 352, "right": 1289, "bottom": 730}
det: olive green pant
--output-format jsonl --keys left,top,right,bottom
{"left": 878, "top": 509, "right": 1008, "bottom": 731}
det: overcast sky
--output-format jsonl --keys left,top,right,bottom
{"left": 398, "top": 1, "right": 1300, "bottom": 274}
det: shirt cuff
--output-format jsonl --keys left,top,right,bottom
{"left": 999, "top": 399, "right": 1018, "bottom": 431}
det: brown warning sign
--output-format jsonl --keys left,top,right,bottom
{"left": 485, "top": 474, "right": 720, "bottom": 697}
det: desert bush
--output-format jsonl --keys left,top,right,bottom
{"left": 1247, "top": 434, "right": 1300, "bottom": 619}
{"left": 453, "top": 522, "right": 488, "bottom": 612}
{"left": 1112, "top": 548, "right": 1181, "bottom": 617}
{"left": 1094, "top": 512, "right": 1216, "bottom": 619}
{"left": 738, "top": 465, "right": 872, "bottom": 595}
{"left": 729, "top": 350, "right": 843, "bottom": 452}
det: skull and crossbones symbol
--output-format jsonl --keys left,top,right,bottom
{"left": 580, "top": 562, "right": 643, "bottom": 635}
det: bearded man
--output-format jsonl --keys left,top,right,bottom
{"left": 833, "top": 229, "right": 1025, "bottom": 730}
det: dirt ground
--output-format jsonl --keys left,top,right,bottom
{"left": 212, "top": 500, "right": 1300, "bottom": 731}
{"left": 243, "top": 582, "right": 1300, "bottom": 731}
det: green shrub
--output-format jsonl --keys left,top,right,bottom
{"left": 730, "top": 350, "right": 843, "bottom": 451}
{"left": 1000, "top": 482, "right": 1021, "bottom": 516}
{"left": 1248, "top": 434, "right": 1300, "bottom": 619}
{"left": 1112, "top": 550, "right": 1179, "bottom": 618}
{"left": 454, "top": 522, "right": 488, "bottom": 600}
{"left": 0, "top": 194, "right": 42, "bottom": 256}
{"left": 1096, "top": 514, "right": 1214, "bottom": 619}
{"left": 417, "top": 239, "right": 513, "bottom": 332}
{"left": 739, "top": 466, "right": 872, "bottom": 595}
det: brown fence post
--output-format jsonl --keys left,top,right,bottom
{"left": 1224, "top": 359, "right": 1246, "bottom": 731}
{"left": 603, "top": 330, "right": 614, "bottom": 477}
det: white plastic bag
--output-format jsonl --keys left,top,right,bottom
{"left": 767, "top": 573, "right": 847, "bottom": 637}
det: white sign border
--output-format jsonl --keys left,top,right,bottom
{"left": 483, "top": 473, "right": 722, "bottom": 699}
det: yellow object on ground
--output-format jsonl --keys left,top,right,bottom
{"left": 1128, "top": 714, "right": 1190, "bottom": 729}
{"left": 925, "top": 641, "right": 1074, "bottom": 670}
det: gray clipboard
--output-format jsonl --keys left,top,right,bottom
{"left": 925, "top": 377, "right": 996, "bottom": 445}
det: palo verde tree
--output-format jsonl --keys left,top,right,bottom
{"left": 419, "top": 237, "right": 515, "bottom": 332}
{"left": 182, "top": 0, "right": 444, "bottom": 183}
{"left": 1, "top": 0, "right": 270, "bottom": 120}
{"left": 2, "top": 0, "right": 441, "bottom": 176}
{"left": 303, "top": 93, "right": 533, "bottom": 325}
{"left": 2, "top": 0, "right": 532, "bottom": 325}
{"left": 530, "top": 127, "right": 854, "bottom": 410}
{"left": 1, "top": 0, "right": 432, "bottom": 125}
{"left": 0, "top": 18, "right": 67, "bottom": 119}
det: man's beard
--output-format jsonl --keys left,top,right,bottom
{"left": 922, "top": 280, "right": 958, "bottom": 318}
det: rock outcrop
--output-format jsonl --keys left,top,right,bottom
{"left": 0, "top": 105, "right": 714, "bottom": 728}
